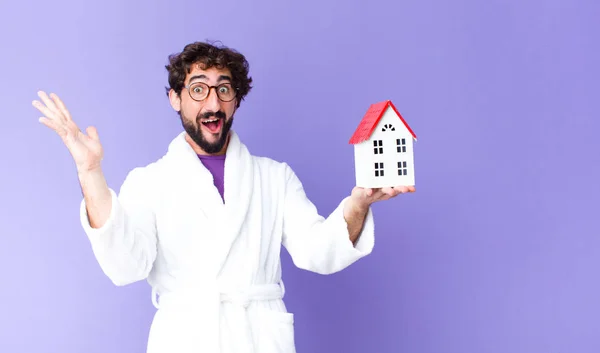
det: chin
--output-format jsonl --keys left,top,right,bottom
{"left": 190, "top": 128, "right": 230, "bottom": 154}
{"left": 180, "top": 113, "right": 233, "bottom": 154}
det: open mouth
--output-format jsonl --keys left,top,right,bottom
{"left": 201, "top": 118, "right": 223, "bottom": 134}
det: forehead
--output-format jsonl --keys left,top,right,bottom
{"left": 186, "top": 63, "right": 232, "bottom": 84}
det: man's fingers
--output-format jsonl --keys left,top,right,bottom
{"left": 32, "top": 99, "right": 61, "bottom": 122}
{"left": 360, "top": 186, "right": 414, "bottom": 201}
{"left": 381, "top": 187, "right": 395, "bottom": 195}
{"left": 379, "top": 186, "right": 409, "bottom": 199}
{"left": 359, "top": 185, "right": 416, "bottom": 206}
{"left": 395, "top": 185, "right": 415, "bottom": 193}
{"left": 36, "top": 91, "right": 71, "bottom": 127}
{"left": 37, "top": 91, "right": 61, "bottom": 116}
{"left": 33, "top": 95, "right": 83, "bottom": 138}
{"left": 50, "top": 93, "right": 73, "bottom": 122}
{"left": 39, "top": 117, "right": 67, "bottom": 138}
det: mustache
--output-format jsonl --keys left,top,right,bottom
{"left": 198, "top": 110, "right": 226, "bottom": 120}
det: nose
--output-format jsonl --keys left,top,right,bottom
{"left": 203, "top": 87, "right": 222, "bottom": 112}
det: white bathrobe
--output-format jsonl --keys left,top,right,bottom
{"left": 79, "top": 130, "right": 375, "bottom": 353}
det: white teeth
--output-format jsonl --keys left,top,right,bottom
{"left": 202, "top": 119, "right": 219, "bottom": 123}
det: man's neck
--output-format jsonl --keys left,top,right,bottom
{"left": 185, "top": 132, "right": 230, "bottom": 156}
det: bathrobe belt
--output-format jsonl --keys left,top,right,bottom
{"left": 151, "top": 281, "right": 286, "bottom": 353}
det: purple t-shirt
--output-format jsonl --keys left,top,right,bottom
{"left": 197, "top": 154, "right": 226, "bottom": 201}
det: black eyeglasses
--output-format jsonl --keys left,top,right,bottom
{"left": 184, "top": 82, "right": 237, "bottom": 102}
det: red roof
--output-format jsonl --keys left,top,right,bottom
{"left": 348, "top": 100, "right": 417, "bottom": 144}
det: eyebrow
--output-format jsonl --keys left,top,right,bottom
{"left": 188, "top": 74, "right": 232, "bottom": 84}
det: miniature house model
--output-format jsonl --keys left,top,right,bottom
{"left": 349, "top": 100, "right": 417, "bottom": 188}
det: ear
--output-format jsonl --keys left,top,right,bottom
{"left": 168, "top": 89, "right": 181, "bottom": 112}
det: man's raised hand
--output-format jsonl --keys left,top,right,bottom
{"left": 33, "top": 91, "right": 104, "bottom": 174}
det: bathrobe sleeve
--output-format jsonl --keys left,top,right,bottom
{"left": 281, "top": 163, "right": 375, "bottom": 275}
{"left": 79, "top": 167, "right": 158, "bottom": 286}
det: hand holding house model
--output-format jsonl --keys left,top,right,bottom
{"left": 349, "top": 100, "right": 417, "bottom": 189}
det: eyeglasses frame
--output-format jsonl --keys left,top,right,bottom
{"left": 183, "top": 81, "right": 238, "bottom": 102}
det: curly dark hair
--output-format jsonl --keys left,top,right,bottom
{"left": 164, "top": 41, "right": 253, "bottom": 108}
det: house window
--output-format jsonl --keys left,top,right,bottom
{"left": 398, "top": 161, "right": 408, "bottom": 175}
{"left": 396, "top": 138, "right": 406, "bottom": 153}
{"left": 373, "top": 140, "right": 383, "bottom": 154}
{"left": 382, "top": 124, "right": 395, "bottom": 132}
{"left": 374, "top": 162, "right": 384, "bottom": 177}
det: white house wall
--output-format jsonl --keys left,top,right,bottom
{"left": 354, "top": 141, "right": 374, "bottom": 187}
{"left": 353, "top": 107, "right": 416, "bottom": 188}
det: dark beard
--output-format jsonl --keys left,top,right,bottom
{"left": 180, "top": 110, "right": 233, "bottom": 154}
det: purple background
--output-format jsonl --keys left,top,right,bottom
{"left": 1, "top": 0, "right": 599, "bottom": 352}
